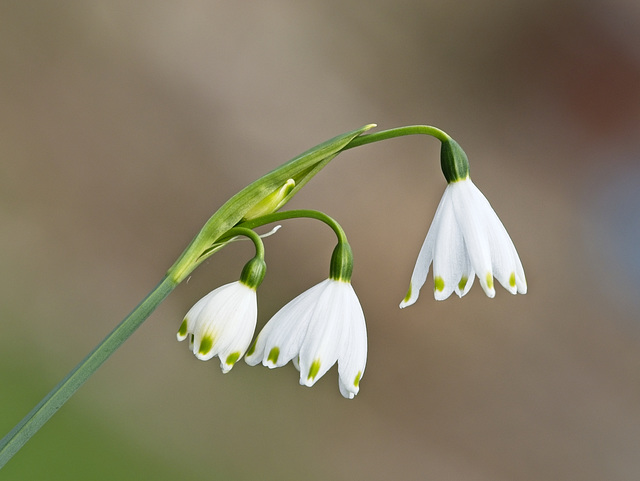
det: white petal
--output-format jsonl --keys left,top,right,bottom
{"left": 399, "top": 189, "right": 451, "bottom": 308}
{"left": 454, "top": 264, "right": 475, "bottom": 298}
{"left": 466, "top": 179, "right": 527, "bottom": 296}
{"left": 177, "top": 291, "right": 210, "bottom": 342}
{"left": 337, "top": 284, "right": 367, "bottom": 398}
{"left": 215, "top": 290, "right": 257, "bottom": 372}
{"left": 515, "top": 257, "right": 527, "bottom": 294}
{"left": 432, "top": 193, "right": 467, "bottom": 301}
{"left": 191, "top": 282, "right": 256, "bottom": 362}
{"left": 450, "top": 179, "right": 495, "bottom": 297}
{"left": 298, "top": 280, "right": 348, "bottom": 387}
{"left": 246, "top": 281, "right": 329, "bottom": 368}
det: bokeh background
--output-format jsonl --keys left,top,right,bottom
{"left": 1, "top": 1, "right": 640, "bottom": 479}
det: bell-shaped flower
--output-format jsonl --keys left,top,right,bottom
{"left": 177, "top": 281, "right": 258, "bottom": 373}
{"left": 245, "top": 278, "right": 367, "bottom": 399}
{"left": 400, "top": 177, "right": 526, "bottom": 307}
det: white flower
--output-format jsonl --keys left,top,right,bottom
{"left": 177, "top": 281, "right": 257, "bottom": 373}
{"left": 245, "top": 279, "right": 367, "bottom": 399}
{"left": 400, "top": 177, "right": 526, "bottom": 307}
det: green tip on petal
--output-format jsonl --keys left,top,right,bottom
{"left": 486, "top": 273, "right": 494, "bottom": 290}
{"left": 178, "top": 319, "right": 188, "bottom": 338}
{"left": 509, "top": 272, "right": 516, "bottom": 288}
{"left": 403, "top": 284, "right": 412, "bottom": 303}
{"left": 225, "top": 352, "right": 241, "bottom": 367}
{"left": 246, "top": 339, "right": 257, "bottom": 357}
{"left": 307, "top": 359, "right": 321, "bottom": 381}
{"left": 354, "top": 371, "right": 362, "bottom": 388}
{"left": 458, "top": 276, "right": 468, "bottom": 291}
{"left": 267, "top": 347, "right": 280, "bottom": 364}
{"left": 434, "top": 276, "right": 445, "bottom": 292}
{"left": 198, "top": 335, "right": 214, "bottom": 356}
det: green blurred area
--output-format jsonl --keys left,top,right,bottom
{"left": 2, "top": 1, "right": 640, "bottom": 480}
{"left": 0, "top": 332, "right": 188, "bottom": 480}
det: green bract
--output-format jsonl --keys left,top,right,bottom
{"left": 169, "top": 124, "right": 376, "bottom": 282}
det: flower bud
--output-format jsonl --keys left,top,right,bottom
{"left": 242, "top": 179, "right": 295, "bottom": 221}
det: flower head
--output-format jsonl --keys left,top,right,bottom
{"left": 245, "top": 278, "right": 367, "bottom": 399}
{"left": 177, "top": 281, "right": 258, "bottom": 373}
{"left": 400, "top": 177, "right": 526, "bottom": 307}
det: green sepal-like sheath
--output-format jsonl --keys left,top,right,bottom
{"left": 329, "top": 241, "right": 354, "bottom": 282}
{"left": 168, "top": 124, "right": 375, "bottom": 282}
{"left": 240, "top": 256, "right": 267, "bottom": 290}
{"left": 440, "top": 138, "right": 470, "bottom": 183}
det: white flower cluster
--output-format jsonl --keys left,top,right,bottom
{"left": 178, "top": 277, "right": 367, "bottom": 399}
{"left": 178, "top": 176, "right": 525, "bottom": 399}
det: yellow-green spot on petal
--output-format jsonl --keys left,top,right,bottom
{"left": 267, "top": 347, "right": 280, "bottom": 364}
{"left": 458, "top": 276, "right": 468, "bottom": 291}
{"left": 246, "top": 338, "right": 257, "bottom": 357}
{"left": 403, "top": 284, "right": 412, "bottom": 303}
{"left": 486, "top": 273, "right": 494, "bottom": 290}
{"left": 178, "top": 319, "right": 188, "bottom": 337}
{"left": 225, "top": 352, "right": 241, "bottom": 367}
{"left": 354, "top": 371, "right": 362, "bottom": 388}
{"left": 509, "top": 272, "right": 516, "bottom": 288}
{"left": 434, "top": 276, "right": 445, "bottom": 292}
{"left": 307, "top": 359, "right": 321, "bottom": 381}
{"left": 198, "top": 336, "right": 214, "bottom": 355}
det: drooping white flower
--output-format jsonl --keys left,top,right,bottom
{"left": 177, "top": 281, "right": 257, "bottom": 373}
{"left": 400, "top": 177, "right": 526, "bottom": 307}
{"left": 245, "top": 278, "right": 367, "bottom": 399}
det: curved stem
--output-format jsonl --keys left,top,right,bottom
{"left": 238, "top": 210, "right": 353, "bottom": 281}
{"left": 237, "top": 209, "right": 348, "bottom": 244}
{"left": 218, "top": 227, "right": 265, "bottom": 259}
{"left": 343, "top": 125, "right": 451, "bottom": 150}
{"left": 0, "top": 275, "right": 178, "bottom": 469}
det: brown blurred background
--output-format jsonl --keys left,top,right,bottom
{"left": 1, "top": 1, "right": 640, "bottom": 480}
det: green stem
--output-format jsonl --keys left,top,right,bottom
{"left": 0, "top": 274, "right": 178, "bottom": 468}
{"left": 237, "top": 209, "right": 348, "bottom": 244}
{"left": 238, "top": 210, "right": 353, "bottom": 281}
{"left": 343, "top": 125, "right": 451, "bottom": 150}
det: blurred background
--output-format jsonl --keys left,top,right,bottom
{"left": 1, "top": 1, "right": 639, "bottom": 479}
